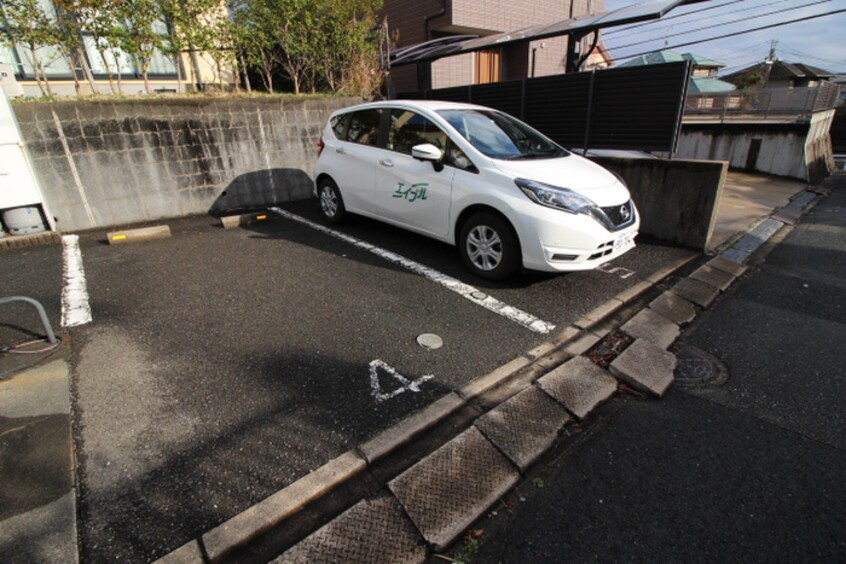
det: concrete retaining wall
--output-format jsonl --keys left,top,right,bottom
{"left": 13, "top": 96, "right": 362, "bottom": 232}
{"left": 589, "top": 156, "right": 727, "bottom": 251}
{"left": 674, "top": 112, "right": 836, "bottom": 184}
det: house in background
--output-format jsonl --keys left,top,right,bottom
{"left": 382, "top": 0, "right": 606, "bottom": 93}
{"left": 618, "top": 49, "right": 736, "bottom": 94}
{"left": 723, "top": 60, "right": 836, "bottom": 91}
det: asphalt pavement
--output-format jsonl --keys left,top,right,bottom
{"left": 466, "top": 175, "right": 846, "bottom": 562}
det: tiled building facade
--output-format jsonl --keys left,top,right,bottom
{"left": 384, "top": 0, "right": 605, "bottom": 92}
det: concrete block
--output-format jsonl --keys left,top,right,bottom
{"left": 550, "top": 325, "right": 580, "bottom": 347}
{"left": 670, "top": 278, "right": 720, "bottom": 308}
{"left": 645, "top": 253, "right": 698, "bottom": 284}
{"left": 202, "top": 450, "right": 367, "bottom": 562}
{"left": 275, "top": 496, "right": 425, "bottom": 564}
{"left": 573, "top": 298, "right": 623, "bottom": 330}
{"left": 690, "top": 265, "right": 736, "bottom": 292}
{"left": 708, "top": 255, "right": 748, "bottom": 277}
{"left": 621, "top": 309, "right": 680, "bottom": 350}
{"left": 537, "top": 356, "right": 618, "bottom": 419}
{"left": 474, "top": 386, "right": 571, "bottom": 471}
{"left": 358, "top": 393, "right": 465, "bottom": 465}
{"left": 613, "top": 280, "right": 654, "bottom": 305}
{"left": 610, "top": 339, "right": 676, "bottom": 397}
{"left": 155, "top": 540, "right": 203, "bottom": 563}
{"left": 388, "top": 427, "right": 519, "bottom": 551}
{"left": 525, "top": 340, "right": 557, "bottom": 360}
{"left": 456, "top": 356, "right": 531, "bottom": 401}
{"left": 220, "top": 212, "right": 273, "bottom": 229}
{"left": 563, "top": 332, "right": 602, "bottom": 356}
{"left": 649, "top": 291, "right": 697, "bottom": 325}
{"left": 107, "top": 225, "right": 171, "bottom": 245}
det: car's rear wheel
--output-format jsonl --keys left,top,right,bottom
{"left": 459, "top": 211, "right": 521, "bottom": 280}
{"left": 318, "top": 177, "right": 346, "bottom": 224}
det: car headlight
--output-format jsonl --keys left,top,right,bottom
{"left": 515, "top": 178, "right": 597, "bottom": 215}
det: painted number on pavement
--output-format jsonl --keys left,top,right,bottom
{"left": 369, "top": 359, "right": 433, "bottom": 403}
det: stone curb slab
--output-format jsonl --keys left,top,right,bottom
{"left": 670, "top": 278, "right": 720, "bottom": 308}
{"left": 455, "top": 356, "right": 531, "bottom": 401}
{"left": 610, "top": 339, "right": 676, "bottom": 397}
{"left": 649, "top": 291, "right": 696, "bottom": 325}
{"left": 359, "top": 392, "right": 465, "bottom": 465}
{"left": 388, "top": 427, "right": 519, "bottom": 551}
{"left": 107, "top": 225, "right": 171, "bottom": 245}
{"left": 474, "top": 386, "right": 571, "bottom": 472}
{"left": 200, "top": 450, "right": 367, "bottom": 562}
{"left": 273, "top": 496, "right": 426, "bottom": 563}
{"left": 537, "top": 356, "right": 618, "bottom": 420}
{"left": 690, "top": 265, "right": 735, "bottom": 292}
{"left": 621, "top": 309, "right": 680, "bottom": 350}
{"left": 708, "top": 255, "right": 747, "bottom": 277}
{"left": 573, "top": 298, "right": 623, "bottom": 330}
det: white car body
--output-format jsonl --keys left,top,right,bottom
{"left": 314, "top": 100, "right": 639, "bottom": 279}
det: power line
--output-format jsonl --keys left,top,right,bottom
{"left": 778, "top": 43, "right": 846, "bottom": 66}
{"left": 604, "top": 0, "right": 743, "bottom": 35}
{"left": 606, "top": 0, "right": 795, "bottom": 40}
{"left": 605, "top": 0, "right": 833, "bottom": 51}
{"left": 612, "top": 8, "right": 846, "bottom": 62}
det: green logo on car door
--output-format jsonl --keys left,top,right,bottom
{"left": 393, "top": 182, "right": 428, "bottom": 203}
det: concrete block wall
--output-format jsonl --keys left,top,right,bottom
{"left": 589, "top": 156, "right": 728, "bottom": 251}
{"left": 14, "top": 96, "right": 362, "bottom": 232}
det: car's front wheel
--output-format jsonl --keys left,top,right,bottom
{"left": 459, "top": 211, "right": 521, "bottom": 280}
{"left": 318, "top": 177, "right": 346, "bottom": 224}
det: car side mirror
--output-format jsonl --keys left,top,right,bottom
{"left": 411, "top": 143, "right": 445, "bottom": 171}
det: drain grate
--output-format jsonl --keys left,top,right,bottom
{"left": 673, "top": 344, "right": 727, "bottom": 386}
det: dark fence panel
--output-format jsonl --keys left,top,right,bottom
{"left": 525, "top": 72, "right": 592, "bottom": 149}
{"left": 590, "top": 62, "right": 689, "bottom": 151}
{"left": 398, "top": 61, "right": 691, "bottom": 153}
{"left": 470, "top": 79, "right": 524, "bottom": 119}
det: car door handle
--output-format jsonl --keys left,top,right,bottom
{"left": 335, "top": 147, "right": 346, "bottom": 155}
{"left": 379, "top": 159, "right": 394, "bottom": 168}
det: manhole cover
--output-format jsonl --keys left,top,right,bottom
{"left": 417, "top": 333, "right": 444, "bottom": 350}
{"left": 673, "top": 344, "right": 727, "bottom": 386}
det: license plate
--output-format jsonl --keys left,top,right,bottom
{"left": 614, "top": 231, "right": 635, "bottom": 252}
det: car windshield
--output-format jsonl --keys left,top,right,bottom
{"left": 437, "top": 109, "right": 569, "bottom": 161}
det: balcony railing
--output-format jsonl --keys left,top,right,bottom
{"left": 684, "top": 82, "right": 841, "bottom": 123}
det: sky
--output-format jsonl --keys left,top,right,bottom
{"left": 602, "top": 0, "right": 846, "bottom": 75}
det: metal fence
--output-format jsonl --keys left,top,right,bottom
{"left": 399, "top": 61, "right": 692, "bottom": 154}
{"left": 684, "top": 82, "right": 842, "bottom": 123}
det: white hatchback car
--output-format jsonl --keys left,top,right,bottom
{"left": 314, "top": 100, "right": 639, "bottom": 280}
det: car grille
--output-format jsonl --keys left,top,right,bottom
{"left": 599, "top": 200, "right": 635, "bottom": 230}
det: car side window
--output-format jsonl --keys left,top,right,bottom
{"left": 347, "top": 109, "right": 382, "bottom": 147}
{"left": 331, "top": 113, "right": 350, "bottom": 141}
{"left": 388, "top": 110, "right": 448, "bottom": 155}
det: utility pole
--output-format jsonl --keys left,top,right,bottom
{"left": 764, "top": 39, "right": 778, "bottom": 84}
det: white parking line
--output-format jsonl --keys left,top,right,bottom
{"left": 269, "top": 207, "right": 556, "bottom": 334}
{"left": 61, "top": 234, "right": 92, "bottom": 327}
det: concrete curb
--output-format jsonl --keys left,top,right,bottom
{"left": 0, "top": 230, "right": 61, "bottom": 251}
{"left": 107, "top": 225, "right": 171, "bottom": 245}
{"left": 219, "top": 212, "right": 272, "bottom": 229}
{"left": 158, "top": 183, "right": 828, "bottom": 562}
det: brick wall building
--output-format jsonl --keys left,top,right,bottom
{"left": 383, "top": 0, "right": 605, "bottom": 92}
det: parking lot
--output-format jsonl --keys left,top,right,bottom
{"left": 6, "top": 197, "right": 699, "bottom": 560}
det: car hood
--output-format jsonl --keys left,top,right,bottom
{"left": 491, "top": 153, "right": 630, "bottom": 207}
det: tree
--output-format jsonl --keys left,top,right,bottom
{"left": 157, "top": 0, "right": 220, "bottom": 91}
{"left": 0, "top": 0, "right": 61, "bottom": 96}
{"left": 115, "top": 0, "right": 164, "bottom": 94}
{"left": 62, "top": 0, "right": 127, "bottom": 94}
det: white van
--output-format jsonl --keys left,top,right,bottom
{"left": 314, "top": 100, "right": 639, "bottom": 280}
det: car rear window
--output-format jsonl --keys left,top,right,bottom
{"left": 330, "top": 113, "right": 350, "bottom": 140}
{"left": 347, "top": 109, "right": 382, "bottom": 147}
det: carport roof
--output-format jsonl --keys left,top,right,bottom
{"left": 389, "top": 0, "right": 711, "bottom": 67}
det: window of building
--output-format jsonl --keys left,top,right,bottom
{"left": 475, "top": 49, "right": 501, "bottom": 84}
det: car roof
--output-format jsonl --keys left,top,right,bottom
{"left": 333, "top": 99, "right": 490, "bottom": 114}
